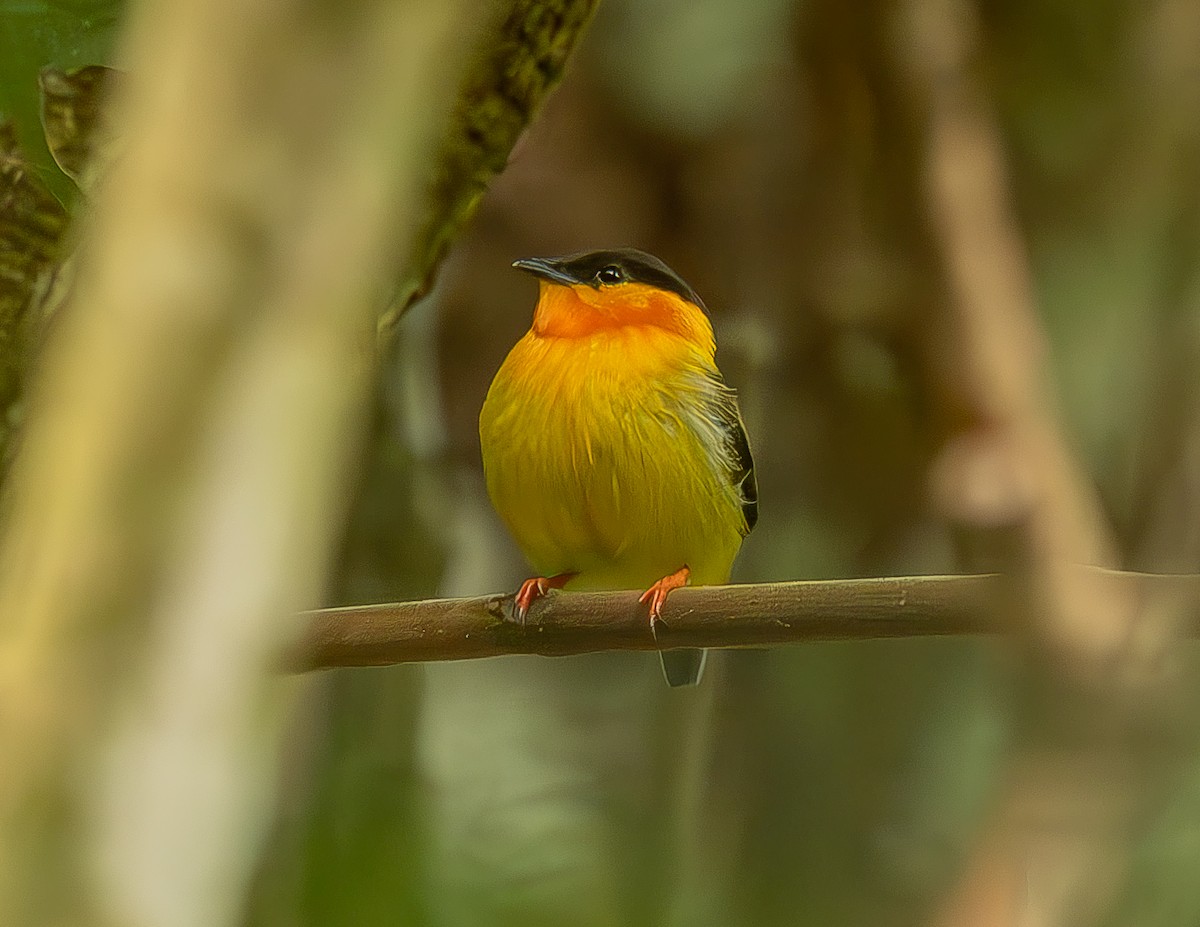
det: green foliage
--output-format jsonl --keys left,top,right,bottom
{"left": 5, "top": 0, "right": 1200, "bottom": 925}
{"left": 0, "top": 123, "right": 66, "bottom": 468}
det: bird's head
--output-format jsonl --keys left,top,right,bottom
{"left": 513, "top": 248, "right": 712, "bottom": 344}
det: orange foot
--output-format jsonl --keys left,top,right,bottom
{"left": 513, "top": 572, "right": 577, "bottom": 624}
{"left": 638, "top": 565, "right": 691, "bottom": 632}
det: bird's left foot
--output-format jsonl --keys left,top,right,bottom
{"left": 639, "top": 565, "right": 691, "bottom": 633}
{"left": 512, "top": 571, "right": 576, "bottom": 624}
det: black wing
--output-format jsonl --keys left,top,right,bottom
{"left": 703, "top": 372, "right": 758, "bottom": 535}
{"left": 727, "top": 402, "right": 758, "bottom": 533}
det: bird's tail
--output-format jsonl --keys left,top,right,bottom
{"left": 659, "top": 648, "right": 707, "bottom": 687}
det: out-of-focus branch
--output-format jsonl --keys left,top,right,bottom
{"left": 376, "top": 0, "right": 599, "bottom": 336}
{"left": 889, "top": 2, "right": 1191, "bottom": 926}
{"left": 904, "top": 6, "right": 1122, "bottom": 640}
{"left": 291, "top": 570, "right": 1200, "bottom": 671}
{"left": 0, "top": 0, "right": 489, "bottom": 925}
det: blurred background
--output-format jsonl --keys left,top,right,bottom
{"left": 6, "top": 0, "right": 1200, "bottom": 925}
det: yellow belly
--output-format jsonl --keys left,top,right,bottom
{"left": 479, "top": 326, "right": 745, "bottom": 592}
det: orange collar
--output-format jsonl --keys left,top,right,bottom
{"left": 532, "top": 281, "right": 713, "bottom": 348}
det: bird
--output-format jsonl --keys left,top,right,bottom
{"left": 478, "top": 248, "right": 757, "bottom": 686}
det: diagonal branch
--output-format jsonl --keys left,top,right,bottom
{"left": 290, "top": 569, "right": 1200, "bottom": 671}
{"left": 376, "top": 0, "right": 600, "bottom": 336}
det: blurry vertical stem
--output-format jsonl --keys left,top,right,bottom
{"left": 376, "top": 0, "right": 600, "bottom": 337}
{"left": 0, "top": 1, "right": 486, "bottom": 926}
{"left": 891, "top": 1, "right": 1190, "bottom": 925}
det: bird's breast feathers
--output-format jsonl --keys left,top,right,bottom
{"left": 480, "top": 325, "right": 755, "bottom": 590}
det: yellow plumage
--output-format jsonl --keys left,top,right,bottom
{"left": 479, "top": 249, "right": 757, "bottom": 685}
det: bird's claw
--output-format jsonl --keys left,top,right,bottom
{"left": 513, "top": 577, "right": 548, "bottom": 624}
{"left": 638, "top": 565, "right": 691, "bottom": 637}
{"left": 511, "top": 572, "right": 576, "bottom": 624}
{"left": 638, "top": 585, "right": 670, "bottom": 625}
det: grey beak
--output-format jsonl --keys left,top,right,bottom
{"left": 512, "top": 257, "right": 577, "bottom": 286}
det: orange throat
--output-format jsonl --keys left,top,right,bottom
{"left": 531, "top": 281, "right": 714, "bottom": 347}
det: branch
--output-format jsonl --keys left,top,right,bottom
{"left": 376, "top": 0, "right": 599, "bottom": 336}
{"left": 290, "top": 569, "right": 1200, "bottom": 671}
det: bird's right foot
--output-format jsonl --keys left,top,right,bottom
{"left": 512, "top": 572, "right": 576, "bottom": 623}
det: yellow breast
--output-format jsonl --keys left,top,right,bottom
{"left": 479, "top": 322, "right": 746, "bottom": 592}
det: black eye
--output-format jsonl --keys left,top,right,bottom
{"left": 596, "top": 265, "right": 624, "bottom": 284}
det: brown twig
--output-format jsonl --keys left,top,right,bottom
{"left": 289, "top": 569, "right": 1200, "bottom": 671}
